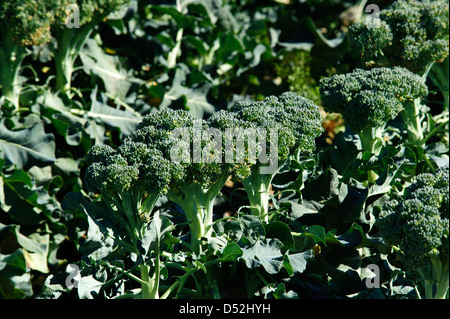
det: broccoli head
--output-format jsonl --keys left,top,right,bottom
{"left": 53, "top": 0, "right": 130, "bottom": 27}
{"left": 208, "top": 92, "right": 323, "bottom": 221}
{"left": 84, "top": 142, "right": 171, "bottom": 239}
{"left": 128, "top": 107, "right": 235, "bottom": 252}
{"left": 0, "top": 1, "right": 54, "bottom": 46}
{"left": 0, "top": 1, "right": 55, "bottom": 109}
{"left": 377, "top": 166, "right": 449, "bottom": 299}
{"left": 319, "top": 67, "right": 428, "bottom": 156}
{"left": 349, "top": 0, "right": 449, "bottom": 76}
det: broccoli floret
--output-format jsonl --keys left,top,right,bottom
{"left": 208, "top": 92, "right": 323, "bottom": 222}
{"left": 376, "top": 166, "right": 449, "bottom": 299}
{"left": 51, "top": 0, "right": 130, "bottom": 92}
{"left": 0, "top": 1, "right": 55, "bottom": 109}
{"left": 349, "top": 0, "right": 449, "bottom": 77}
{"left": 319, "top": 67, "right": 428, "bottom": 163}
{"left": 129, "top": 107, "right": 234, "bottom": 253}
{"left": 84, "top": 142, "right": 170, "bottom": 240}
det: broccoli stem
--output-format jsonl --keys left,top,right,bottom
{"left": 168, "top": 190, "right": 212, "bottom": 254}
{"left": 401, "top": 98, "right": 424, "bottom": 145}
{"left": 416, "top": 256, "right": 449, "bottom": 299}
{"left": 359, "top": 125, "right": 384, "bottom": 155}
{"left": 167, "top": 174, "right": 229, "bottom": 253}
{"left": 52, "top": 21, "right": 98, "bottom": 93}
{"left": 417, "top": 254, "right": 449, "bottom": 299}
{"left": 240, "top": 165, "right": 274, "bottom": 223}
{"left": 140, "top": 261, "right": 160, "bottom": 299}
{"left": 358, "top": 125, "right": 384, "bottom": 182}
{"left": 0, "top": 27, "right": 26, "bottom": 110}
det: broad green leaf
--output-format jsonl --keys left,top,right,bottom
{"left": 0, "top": 120, "right": 56, "bottom": 170}
{"left": 220, "top": 242, "right": 243, "bottom": 262}
{"left": 284, "top": 250, "right": 314, "bottom": 276}
{"left": 302, "top": 225, "right": 326, "bottom": 245}
{"left": 160, "top": 66, "right": 215, "bottom": 117}
{"left": 140, "top": 211, "right": 174, "bottom": 256}
{"left": 301, "top": 168, "right": 340, "bottom": 203}
{"left": 80, "top": 38, "right": 134, "bottom": 100}
{"left": 263, "top": 221, "right": 294, "bottom": 250}
{"left": 335, "top": 181, "right": 368, "bottom": 224}
{"left": 0, "top": 249, "right": 33, "bottom": 298}
{"left": 85, "top": 88, "right": 141, "bottom": 136}
{"left": 325, "top": 223, "right": 375, "bottom": 248}
{"left": 1, "top": 168, "right": 61, "bottom": 225}
{"left": 240, "top": 238, "right": 284, "bottom": 274}
{"left": 281, "top": 200, "right": 321, "bottom": 220}
{"left": 271, "top": 282, "right": 299, "bottom": 299}
{"left": 77, "top": 275, "right": 103, "bottom": 299}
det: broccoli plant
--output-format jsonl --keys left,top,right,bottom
{"left": 83, "top": 142, "right": 174, "bottom": 298}
{"left": 349, "top": 0, "right": 450, "bottom": 124}
{"left": 51, "top": 0, "right": 130, "bottom": 93}
{"left": 125, "top": 108, "right": 236, "bottom": 253}
{"left": 319, "top": 67, "right": 428, "bottom": 169}
{"left": 376, "top": 166, "right": 449, "bottom": 299}
{"left": 0, "top": 1, "right": 54, "bottom": 110}
{"left": 208, "top": 92, "right": 323, "bottom": 222}
{"left": 349, "top": 0, "right": 449, "bottom": 79}
{"left": 84, "top": 142, "right": 171, "bottom": 242}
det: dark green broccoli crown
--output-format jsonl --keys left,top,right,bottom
{"left": 319, "top": 67, "right": 428, "bottom": 133}
{"left": 138, "top": 149, "right": 174, "bottom": 196}
{"left": 348, "top": 19, "right": 393, "bottom": 69}
{"left": 137, "top": 107, "right": 195, "bottom": 132}
{"left": 406, "top": 165, "right": 449, "bottom": 218}
{"left": 349, "top": 0, "right": 449, "bottom": 74}
{"left": 84, "top": 141, "right": 171, "bottom": 200}
{"left": 207, "top": 110, "right": 256, "bottom": 180}
{"left": 377, "top": 166, "right": 449, "bottom": 270}
{"left": 277, "top": 92, "right": 324, "bottom": 153}
{"left": 133, "top": 107, "right": 231, "bottom": 191}
{"left": 85, "top": 144, "right": 116, "bottom": 166}
{"left": 84, "top": 147, "right": 139, "bottom": 197}
{"left": 0, "top": 1, "right": 55, "bottom": 46}
{"left": 230, "top": 92, "right": 323, "bottom": 158}
{"left": 118, "top": 139, "right": 173, "bottom": 195}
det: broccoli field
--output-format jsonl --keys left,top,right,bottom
{"left": 0, "top": 0, "right": 449, "bottom": 302}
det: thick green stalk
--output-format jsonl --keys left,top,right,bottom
{"left": 417, "top": 255, "right": 449, "bottom": 299}
{"left": 401, "top": 98, "right": 424, "bottom": 145}
{"left": 52, "top": 22, "right": 96, "bottom": 93}
{"left": 168, "top": 186, "right": 213, "bottom": 254}
{"left": 140, "top": 262, "right": 160, "bottom": 299}
{"left": 359, "top": 125, "right": 384, "bottom": 156}
{"left": 0, "top": 28, "right": 26, "bottom": 111}
{"left": 241, "top": 165, "right": 274, "bottom": 223}
{"left": 167, "top": 174, "right": 229, "bottom": 253}
{"left": 359, "top": 126, "right": 384, "bottom": 182}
